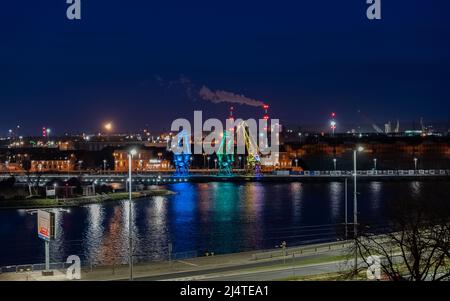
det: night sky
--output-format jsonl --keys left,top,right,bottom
{"left": 1, "top": 0, "right": 449, "bottom": 135}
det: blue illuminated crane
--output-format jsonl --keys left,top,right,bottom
{"left": 171, "top": 130, "right": 191, "bottom": 177}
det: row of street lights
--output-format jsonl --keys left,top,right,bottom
{"left": 331, "top": 157, "right": 418, "bottom": 171}
{"left": 113, "top": 152, "right": 419, "bottom": 176}
{"left": 347, "top": 148, "right": 419, "bottom": 235}
{"left": 203, "top": 155, "right": 246, "bottom": 169}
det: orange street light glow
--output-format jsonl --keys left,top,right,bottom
{"left": 104, "top": 122, "right": 113, "bottom": 131}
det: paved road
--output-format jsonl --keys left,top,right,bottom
{"left": 198, "top": 261, "right": 347, "bottom": 281}
{"left": 131, "top": 251, "right": 347, "bottom": 281}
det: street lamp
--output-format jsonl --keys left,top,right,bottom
{"left": 295, "top": 158, "right": 299, "bottom": 168}
{"left": 414, "top": 157, "right": 418, "bottom": 173}
{"left": 333, "top": 158, "right": 337, "bottom": 171}
{"left": 128, "top": 148, "right": 137, "bottom": 281}
{"left": 103, "top": 160, "right": 107, "bottom": 173}
{"left": 373, "top": 158, "right": 377, "bottom": 171}
{"left": 207, "top": 156, "right": 210, "bottom": 170}
{"left": 214, "top": 158, "right": 218, "bottom": 170}
{"left": 353, "top": 146, "right": 364, "bottom": 272}
{"left": 238, "top": 156, "right": 242, "bottom": 169}
{"left": 353, "top": 146, "right": 364, "bottom": 237}
{"left": 53, "top": 183, "right": 58, "bottom": 202}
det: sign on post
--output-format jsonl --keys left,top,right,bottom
{"left": 37, "top": 210, "right": 55, "bottom": 241}
{"left": 46, "top": 187, "right": 56, "bottom": 197}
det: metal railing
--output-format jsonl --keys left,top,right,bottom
{"left": 0, "top": 250, "right": 200, "bottom": 275}
{"left": 251, "top": 241, "right": 351, "bottom": 261}
{"left": 291, "top": 169, "right": 450, "bottom": 177}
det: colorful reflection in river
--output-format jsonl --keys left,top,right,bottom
{"left": 1, "top": 181, "right": 448, "bottom": 266}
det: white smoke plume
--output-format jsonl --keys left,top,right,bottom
{"left": 198, "top": 86, "right": 264, "bottom": 107}
{"left": 156, "top": 75, "right": 265, "bottom": 107}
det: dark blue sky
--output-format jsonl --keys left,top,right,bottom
{"left": 1, "top": 0, "right": 449, "bottom": 135}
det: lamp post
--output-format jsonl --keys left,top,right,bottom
{"left": 344, "top": 178, "right": 348, "bottom": 240}
{"left": 295, "top": 158, "right": 299, "bottom": 168}
{"left": 414, "top": 157, "right": 418, "bottom": 173}
{"left": 128, "top": 149, "right": 137, "bottom": 281}
{"left": 53, "top": 183, "right": 58, "bottom": 203}
{"left": 353, "top": 146, "right": 364, "bottom": 272}
{"left": 239, "top": 156, "right": 242, "bottom": 170}
{"left": 103, "top": 160, "right": 107, "bottom": 173}
{"left": 207, "top": 156, "right": 210, "bottom": 170}
{"left": 353, "top": 146, "right": 364, "bottom": 237}
{"left": 333, "top": 158, "right": 337, "bottom": 171}
{"left": 214, "top": 158, "right": 218, "bottom": 170}
{"left": 373, "top": 158, "right": 377, "bottom": 171}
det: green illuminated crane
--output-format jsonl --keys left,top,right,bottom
{"left": 236, "top": 121, "right": 262, "bottom": 177}
{"left": 217, "top": 130, "right": 234, "bottom": 176}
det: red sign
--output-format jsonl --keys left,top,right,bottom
{"left": 37, "top": 210, "right": 55, "bottom": 241}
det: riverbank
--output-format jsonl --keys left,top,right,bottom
{"left": 0, "top": 189, "right": 175, "bottom": 210}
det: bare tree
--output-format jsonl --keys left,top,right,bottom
{"left": 348, "top": 183, "right": 450, "bottom": 281}
{"left": 22, "top": 159, "right": 32, "bottom": 196}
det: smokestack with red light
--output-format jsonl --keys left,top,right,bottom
{"left": 263, "top": 104, "right": 270, "bottom": 120}
{"left": 227, "top": 106, "right": 235, "bottom": 132}
{"left": 330, "top": 112, "right": 337, "bottom": 136}
{"left": 229, "top": 106, "right": 234, "bottom": 121}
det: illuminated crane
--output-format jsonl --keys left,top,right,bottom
{"left": 217, "top": 130, "right": 234, "bottom": 176}
{"left": 171, "top": 130, "right": 191, "bottom": 177}
{"left": 236, "top": 121, "right": 262, "bottom": 177}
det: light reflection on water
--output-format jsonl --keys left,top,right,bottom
{"left": 329, "top": 182, "right": 343, "bottom": 221}
{"left": 0, "top": 181, "right": 447, "bottom": 266}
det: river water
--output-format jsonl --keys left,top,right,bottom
{"left": 0, "top": 180, "right": 447, "bottom": 266}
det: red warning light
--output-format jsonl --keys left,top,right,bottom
{"left": 229, "top": 106, "right": 235, "bottom": 120}
{"left": 263, "top": 104, "right": 270, "bottom": 119}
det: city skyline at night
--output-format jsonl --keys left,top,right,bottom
{"left": 1, "top": 1, "right": 449, "bottom": 135}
